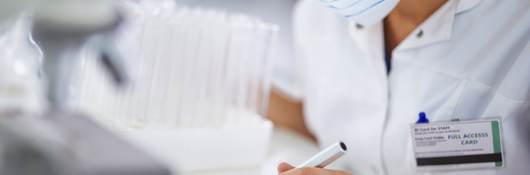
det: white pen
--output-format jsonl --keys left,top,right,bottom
{"left": 297, "top": 141, "right": 348, "bottom": 168}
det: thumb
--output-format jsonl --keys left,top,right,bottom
{"left": 277, "top": 162, "right": 295, "bottom": 173}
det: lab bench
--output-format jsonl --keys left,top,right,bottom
{"left": 174, "top": 127, "right": 319, "bottom": 175}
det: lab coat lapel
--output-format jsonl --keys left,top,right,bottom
{"left": 396, "top": 0, "right": 483, "bottom": 51}
{"left": 397, "top": 1, "right": 457, "bottom": 50}
{"left": 349, "top": 22, "right": 388, "bottom": 96}
{"left": 345, "top": 0, "right": 484, "bottom": 91}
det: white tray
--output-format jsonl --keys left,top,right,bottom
{"left": 120, "top": 121, "right": 273, "bottom": 173}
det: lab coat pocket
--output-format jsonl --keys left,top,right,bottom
{"left": 451, "top": 80, "right": 494, "bottom": 121}
{"left": 452, "top": 79, "right": 527, "bottom": 121}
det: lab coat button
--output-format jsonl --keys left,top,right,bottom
{"left": 416, "top": 30, "right": 424, "bottom": 38}
{"left": 355, "top": 23, "right": 364, "bottom": 30}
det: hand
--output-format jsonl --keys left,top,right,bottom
{"left": 277, "top": 162, "right": 352, "bottom": 175}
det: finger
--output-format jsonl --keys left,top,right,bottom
{"left": 284, "top": 167, "right": 351, "bottom": 175}
{"left": 290, "top": 167, "right": 326, "bottom": 175}
{"left": 277, "top": 162, "right": 295, "bottom": 173}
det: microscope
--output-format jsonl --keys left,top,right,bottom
{"left": 0, "top": 0, "right": 172, "bottom": 174}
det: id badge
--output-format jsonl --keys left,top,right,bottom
{"left": 410, "top": 119, "right": 504, "bottom": 170}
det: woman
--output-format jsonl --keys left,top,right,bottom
{"left": 268, "top": 0, "right": 530, "bottom": 174}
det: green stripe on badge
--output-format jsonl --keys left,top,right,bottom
{"left": 491, "top": 120, "right": 502, "bottom": 167}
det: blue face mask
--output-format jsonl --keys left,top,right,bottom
{"left": 320, "top": 0, "right": 400, "bottom": 27}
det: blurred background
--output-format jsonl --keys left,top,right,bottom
{"left": 0, "top": 0, "right": 323, "bottom": 175}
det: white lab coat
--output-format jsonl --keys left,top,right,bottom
{"left": 290, "top": 0, "right": 530, "bottom": 174}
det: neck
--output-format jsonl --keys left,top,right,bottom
{"left": 392, "top": 0, "right": 448, "bottom": 25}
{"left": 384, "top": 0, "right": 447, "bottom": 53}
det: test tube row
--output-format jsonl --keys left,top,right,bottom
{"left": 73, "top": 0, "right": 278, "bottom": 130}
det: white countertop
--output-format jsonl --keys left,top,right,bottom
{"left": 180, "top": 127, "right": 319, "bottom": 175}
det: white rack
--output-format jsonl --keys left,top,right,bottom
{"left": 73, "top": 0, "right": 278, "bottom": 173}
